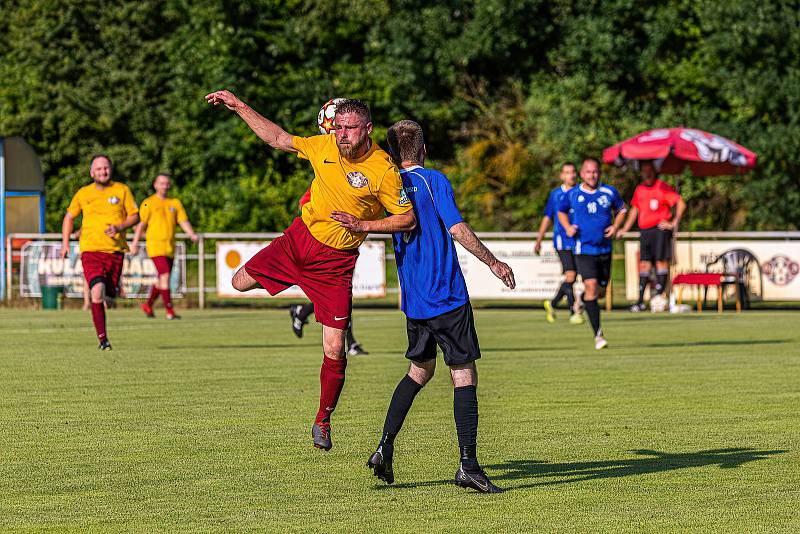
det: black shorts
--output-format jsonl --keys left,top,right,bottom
{"left": 557, "top": 249, "right": 577, "bottom": 273}
{"left": 639, "top": 227, "right": 673, "bottom": 262}
{"left": 406, "top": 302, "right": 481, "bottom": 366}
{"left": 576, "top": 254, "right": 612, "bottom": 287}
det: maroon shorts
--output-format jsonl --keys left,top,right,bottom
{"left": 81, "top": 251, "right": 124, "bottom": 298}
{"left": 244, "top": 218, "right": 359, "bottom": 329}
{"left": 151, "top": 255, "right": 174, "bottom": 276}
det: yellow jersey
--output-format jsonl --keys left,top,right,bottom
{"left": 67, "top": 181, "right": 138, "bottom": 253}
{"left": 293, "top": 134, "right": 411, "bottom": 250}
{"left": 139, "top": 194, "right": 189, "bottom": 258}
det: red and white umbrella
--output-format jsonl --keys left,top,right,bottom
{"left": 602, "top": 127, "right": 757, "bottom": 176}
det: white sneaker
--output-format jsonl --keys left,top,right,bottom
{"left": 595, "top": 335, "right": 608, "bottom": 350}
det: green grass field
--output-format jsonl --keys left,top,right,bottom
{"left": 2, "top": 307, "right": 799, "bottom": 532}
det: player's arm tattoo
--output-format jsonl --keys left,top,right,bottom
{"left": 449, "top": 222, "right": 497, "bottom": 267}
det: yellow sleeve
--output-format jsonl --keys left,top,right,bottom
{"left": 292, "top": 135, "right": 328, "bottom": 162}
{"left": 376, "top": 168, "right": 412, "bottom": 215}
{"left": 175, "top": 199, "right": 189, "bottom": 223}
{"left": 123, "top": 186, "right": 139, "bottom": 216}
{"left": 66, "top": 190, "right": 83, "bottom": 217}
{"left": 139, "top": 200, "right": 151, "bottom": 224}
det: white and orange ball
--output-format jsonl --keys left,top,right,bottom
{"left": 317, "top": 98, "right": 345, "bottom": 134}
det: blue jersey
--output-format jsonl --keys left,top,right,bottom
{"left": 392, "top": 166, "right": 469, "bottom": 320}
{"left": 543, "top": 185, "right": 575, "bottom": 250}
{"left": 558, "top": 183, "right": 625, "bottom": 255}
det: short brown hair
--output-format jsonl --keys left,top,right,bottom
{"left": 90, "top": 153, "right": 113, "bottom": 169}
{"left": 334, "top": 99, "right": 371, "bottom": 123}
{"left": 387, "top": 120, "right": 424, "bottom": 164}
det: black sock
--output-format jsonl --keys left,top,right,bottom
{"left": 380, "top": 375, "right": 423, "bottom": 454}
{"left": 565, "top": 282, "right": 575, "bottom": 312}
{"left": 655, "top": 272, "right": 668, "bottom": 295}
{"left": 345, "top": 324, "right": 356, "bottom": 348}
{"left": 638, "top": 273, "right": 649, "bottom": 305}
{"left": 298, "top": 302, "right": 314, "bottom": 321}
{"left": 454, "top": 385, "right": 479, "bottom": 470}
{"left": 550, "top": 284, "right": 566, "bottom": 308}
{"left": 584, "top": 298, "right": 601, "bottom": 337}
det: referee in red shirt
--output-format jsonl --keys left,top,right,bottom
{"left": 618, "top": 161, "right": 686, "bottom": 311}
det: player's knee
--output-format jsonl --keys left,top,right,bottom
{"left": 450, "top": 362, "right": 477, "bottom": 388}
{"left": 231, "top": 268, "right": 253, "bottom": 292}
{"left": 408, "top": 361, "right": 434, "bottom": 385}
{"left": 565, "top": 271, "right": 577, "bottom": 283}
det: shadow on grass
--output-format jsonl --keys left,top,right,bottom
{"left": 376, "top": 448, "right": 786, "bottom": 491}
{"left": 641, "top": 339, "right": 790, "bottom": 348}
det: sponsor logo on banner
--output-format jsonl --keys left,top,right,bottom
{"left": 762, "top": 255, "right": 800, "bottom": 286}
{"left": 19, "top": 241, "right": 186, "bottom": 298}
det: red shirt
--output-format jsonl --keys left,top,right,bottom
{"left": 298, "top": 187, "right": 312, "bottom": 208}
{"left": 630, "top": 179, "right": 681, "bottom": 229}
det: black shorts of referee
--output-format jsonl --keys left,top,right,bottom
{"left": 405, "top": 302, "right": 480, "bottom": 366}
{"left": 639, "top": 227, "right": 673, "bottom": 262}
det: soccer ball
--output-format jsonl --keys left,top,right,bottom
{"left": 650, "top": 293, "right": 669, "bottom": 313}
{"left": 317, "top": 98, "right": 345, "bottom": 134}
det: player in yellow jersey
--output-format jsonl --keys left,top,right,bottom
{"left": 60, "top": 155, "right": 139, "bottom": 350}
{"left": 206, "top": 90, "right": 416, "bottom": 450}
{"left": 130, "top": 173, "right": 199, "bottom": 320}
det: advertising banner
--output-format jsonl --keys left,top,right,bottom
{"left": 455, "top": 241, "right": 582, "bottom": 300}
{"left": 624, "top": 240, "right": 800, "bottom": 301}
{"left": 216, "top": 241, "right": 386, "bottom": 298}
{"left": 20, "top": 241, "right": 186, "bottom": 298}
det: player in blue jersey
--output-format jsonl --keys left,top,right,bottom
{"left": 534, "top": 162, "right": 584, "bottom": 325}
{"left": 557, "top": 158, "right": 626, "bottom": 350}
{"left": 349, "top": 120, "right": 515, "bottom": 493}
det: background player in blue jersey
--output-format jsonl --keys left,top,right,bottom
{"left": 558, "top": 158, "right": 626, "bottom": 350}
{"left": 534, "top": 162, "right": 584, "bottom": 325}
{"left": 344, "top": 120, "right": 515, "bottom": 493}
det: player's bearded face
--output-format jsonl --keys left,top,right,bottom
{"left": 335, "top": 112, "right": 372, "bottom": 159}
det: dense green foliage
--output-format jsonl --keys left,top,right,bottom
{"left": 1, "top": 0, "right": 798, "bottom": 231}
{"left": 1, "top": 308, "right": 799, "bottom": 530}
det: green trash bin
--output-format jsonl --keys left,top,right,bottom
{"left": 41, "top": 286, "right": 63, "bottom": 310}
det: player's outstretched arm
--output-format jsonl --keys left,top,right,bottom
{"left": 617, "top": 206, "right": 638, "bottom": 237}
{"left": 558, "top": 211, "right": 577, "bottom": 237}
{"left": 179, "top": 220, "right": 199, "bottom": 243}
{"left": 534, "top": 215, "right": 551, "bottom": 255}
{"left": 105, "top": 213, "right": 140, "bottom": 238}
{"left": 449, "top": 222, "right": 515, "bottom": 289}
{"left": 130, "top": 221, "right": 146, "bottom": 255}
{"left": 330, "top": 210, "right": 416, "bottom": 234}
{"left": 205, "top": 90, "right": 296, "bottom": 153}
{"left": 60, "top": 212, "right": 75, "bottom": 258}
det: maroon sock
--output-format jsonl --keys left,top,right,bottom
{"left": 146, "top": 285, "right": 159, "bottom": 306}
{"left": 90, "top": 302, "right": 107, "bottom": 341}
{"left": 160, "top": 289, "right": 173, "bottom": 310}
{"left": 316, "top": 356, "right": 347, "bottom": 424}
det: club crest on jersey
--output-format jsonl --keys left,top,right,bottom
{"left": 598, "top": 195, "right": 610, "bottom": 208}
{"left": 169, "top": 206, "right": 176, "bottom": 213}
{"left": 398, "top": 187, "right": 410, "bottom": 206}
{"left": 108, "top": 196, "right": 120, "bottom": 205}
{"left": 347, "top": 171, "right": 369, "bottom": 188}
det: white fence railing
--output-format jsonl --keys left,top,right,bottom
{"left": 6, "top": 231, "right": 800, "bottom": 307}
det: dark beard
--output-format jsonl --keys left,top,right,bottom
{"left": 337, "top": 137, "right": 367, "bottom": 159}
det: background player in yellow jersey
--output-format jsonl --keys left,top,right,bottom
{"left": 206, "top": 90, "right": 416, "bottom": 451}
{"left": 130, "top": 173, "right": 199, "bottom": 320}
{"left": 60, "top": 155, "right": 139, "bottom": 350}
